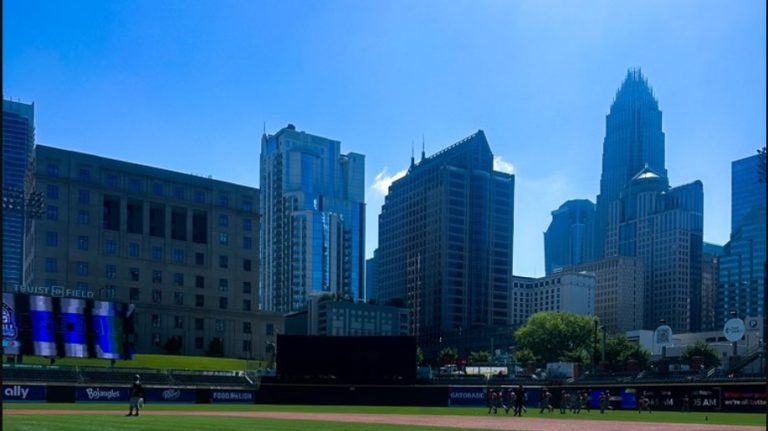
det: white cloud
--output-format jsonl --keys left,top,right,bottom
{"left": 493, "top": 155, "right": 515, "bottom": 174}
{"left": 371, "top": 167, "right": 407, "bottom": 195}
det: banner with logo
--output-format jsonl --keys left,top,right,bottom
{"left": 210, "top": 390, "right": 255, "bottom": 403}
{"left": 3, "top": 384, "right": 47, "bottom": 401}
{"left": 145, "top": 388, "right": 196, "bottom": 403}
{"left": 76, "top": 386, "right": 130, "bottom": 402}
{"left": 448, "top": 387, "right": 486, "bottom": 406}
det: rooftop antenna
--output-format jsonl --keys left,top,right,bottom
{"left": 421, "top": 135, "right": 425, "bottom": 162}
{"left": 263, "top": 121, "right": 266, "bottom": 136}
{"left": 410, "top": 140, "right": 415, "bottom": 169}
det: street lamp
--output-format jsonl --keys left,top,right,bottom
{"left": 593, "top": 317, "right": 599, "bottom": 373}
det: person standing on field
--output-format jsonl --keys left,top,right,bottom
{"left": 126, "top": 374, "right": 144, "bottom": 417}
{"left": 513, "top": 385, "right": 526, "bottom": 416}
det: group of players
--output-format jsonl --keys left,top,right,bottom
{"left": 487, "top": 387, "right": 655, "bottom": 415}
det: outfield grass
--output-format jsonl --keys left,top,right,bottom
{"left": 2, "top": 403, "right": 764, "bottom": 427}
{"left": 3, "top": 354, "right": 265, "bottom": 371}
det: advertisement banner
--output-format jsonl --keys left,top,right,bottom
{"left": 76, "top": 386, "right": 130, "bottom": 402}
{"left": 2, "top": 384, "right": 47, "bottom": 401}
{"left": 448, "top": 387, "right": 486, "bottom": 407}
{"left": 210, "top": 390, "right": 255, "bottom": 403}
{"left": 144, "top": 388, "right": 196, "bottom": 403}
{"left": 723, "top": 390, "right": 766, "bottom": 409}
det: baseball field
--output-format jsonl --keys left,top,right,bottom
{"left": 3, "top": 403, "right": 765, "bottom": 431}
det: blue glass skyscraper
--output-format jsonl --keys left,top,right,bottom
{"left": 544, "top": 199, "right": 595, "bottom": 275}
{"left": 2, "top": 99, "right": 35, "bottom": 289}
{"left": 259, "top": 125, "right": 365, "bottom": 313}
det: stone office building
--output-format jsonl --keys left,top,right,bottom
{"left": 23, "top": 145, "right": 282, "bottom": 359}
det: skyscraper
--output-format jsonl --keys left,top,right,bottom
{"left": 701, "top": 242, "right": 724, "bottom": 331}
{"left": 366, "top": 249, "right": 379, "bottom": 302}
{"left": 2, "top": 99, "right": 35, "bottom": 289}
{"left": 377, "top": 131, "right": 514, "bottom": 352}
{"left": 717, "top": 151, "right": 766, "bottom": 324}
{"left": 259, "top": 124, "right": 365, "bottom": 313}
{"left": 544, "top": 199, "right": 595, "bottom": 275}
{"left": 595, "top": 69, "right": 667, "bottom": 260}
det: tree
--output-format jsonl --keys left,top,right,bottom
{"left": 514, "top": 311, "right": 594, "bottom": 363}
{"left": 681, "top": 341, "right": 721, "bottom": 368}
{"left": 601, "top": 335, "right": 651, "bottom": 371}
{"left": 469, "top": 350, "right": 492, "bottom": 364}
{"left": 438, "top": 347, "right": 458, "bottom": 365}
{"left": 416, "top": 347, "right": 425, "bottom": 366}
{"left": 514, "top": 348, "right": 536, "bottom": 365}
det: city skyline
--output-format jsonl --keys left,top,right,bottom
{"left": 3, "top": 1, "right": 765, "bottom": 277}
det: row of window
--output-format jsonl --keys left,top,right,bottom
{"left": 44, "top": 256, "right": 253, "bottom": 276}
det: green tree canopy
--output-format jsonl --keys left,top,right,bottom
{"left": 469, "top": 350, "right": 492, "bottom": 364}
{"left": 438, "top": 347, "right": 458, "bottom": 365}
{"left": 514, "top": 311, "right": 595, "bottom": 363}
{"left": 681, "top": 340, "right": 721, "bottom": 368}
{"left": 601, "top": 335, "right": 651, "bottom": 371}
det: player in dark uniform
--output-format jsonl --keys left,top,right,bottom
{"left": 513, "top": 385, "right": 526, "bottom": 416}
{"left": 127, "top": 374, "right": 144, "bottom": 416}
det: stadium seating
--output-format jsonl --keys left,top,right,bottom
{"left": 3, "top": 365, "right": 81, "bottom": 383}
{"left": 79, "top": 367, "right": 173, "bottom": 385}
{"left": 168, "top": 371, "right": 255, "bottom": 387}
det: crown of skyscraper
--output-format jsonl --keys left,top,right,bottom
{"left": 611, "top": 68, "right": 658, "bottom": 109}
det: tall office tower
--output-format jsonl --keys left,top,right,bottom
{"left": 377, "top": 131, "right": 515, "bottom": 353}
{"left": 2, "top": 99, "right": 36, "bottom": 289}
{"left": 259, "top": 125, "right": 365, "bottom": 313}
{"left": 701, "top": 242, "right": 724, "bottom": 331}
{"left": 544, "top": 199, "right": 596, "bottom": 275}
{"left": 366, "top": 249, "right": 379, "bottom": 302}
{"left": 594, "top": 69, "right": 667, "bottom": 260}
{"left": 717, "top": 152, "right": 766, "bottom": 323}
{"left": 25, "top": 145, "right": 282, "bottom": 359}
{"left": 604, "top": 167, "right": 703, "bottom": 332}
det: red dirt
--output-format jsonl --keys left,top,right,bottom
{"left": 4, "top": 409, "right": 763, "bottom": 431}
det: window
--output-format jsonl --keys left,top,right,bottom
{"left": 243, "top": 237, "right": 253, "bottom": 250}
{"left": 195, "top": 337, "right": 204, "bottom": 349}
{"left": 47, "top": 184, "right": 59, "bottom": 199}
{"left": 242, "top": 340, "right": 252, "bottom": 353}
{"left": 218, "top": 278, "right": 229, "bottom": 292}
{"left": 218, "top": 214, "right": 229, "bottom": 227}
{"left": 173, "top": 249, "right": 185, "bottom": 264}
{"left": 130, "top": 267, "right": 140, "bottom": 282}
{"left": 152, "top": 182, "right": 163, "bottom": 196}
{"left": 77, "top": 262, "right": 89, "bottom": 276}
{"left": 195, "top": 318, "right": 204, "bottom": 331}
{"left": 152, "top": 246, "right": 163, "bottom": 261}
{"left": 219, "top": 255, "right": 228, "bottom": 269}
{"left": 46, "top": 231, "right": 58, "bottom": 247}
{"left": 47, "top": 164, "right": 60, "bottom": 177}
{"left": 194, "top": 190, "right": 205, "bottom": 204}
{"left": 130, "top": 288, "right": 140, "bottom": 301}
{"left": 243, "top": 300, "right": 251, "bottom": 312}
{"left": 219, "top": 297, "right": 228, "bottom": 309}
{"left": 106, "top": 265, "right": 117, "bottom": 279}
{"left": 76, "top": 282, "right": 89, "bottom": 291}
{"left": 218, "top": 194, "right": 229, "bottom": 208}
{"left": 174, "top": 187, "right": 185, "bottom": 200}
{"left": 45, "top": 258, "right": 58, "bottom": 273}
{"left": 195, "top": 252, "right": 205, "bottom": 265}
{"left": 78, "top": 168, "right": 92, "bottom": 182}
{"left": 77, "top": 236, "right": 89, "bottom": 251}
{"left": 47, "top": 205, "right": 58, "bottom": 220}
{"left": 196, "top": 294, "right": 205, "bottom": 307}
{"left": 174, "top": 292, "right": 184, "bottom": 305}
{"left": 215, "top": 320, "right": 225, "bottom": 332}
{"left": 173, "top": 273, "right": 184, "bottom": 286}
{"left": 219, "top": 232, "right": 229, "bottom": 245}
{"left": 242, "top": 199, "right": 253, "bottom": 212}
{"left": 243, "top": 218, "right": 252, "bottom": 231}
{"left": 78, "top": 210, "right": 90, "bottom": 225}
{"left": 266, "top": 323, "right": 275, "bottom": 336}
{"left": 101, "top": 286, "right": 116, "bottom": 300}
{"left": 152, "top": 314, "right": 161, "bottom": 329}
{"left": 195, "top": 276, "right": 205, "bottom": 289}
{"left": 106, "top": 174, "right": 118, "bottom": 188}
{"left": 243, "top": 259, "right": 252, "bottom": 272}
{"left": 152, "top": 270, "right": 162, "bottom": 284}
{"left": 105, "top": 240, "right": 117, "bottom": 255}
{"left": 174, "top": 316, "right": 184, "bottom": 329}
{"left": 128, "top": 178, "right": 141, "bottom": 193}
{"left": 242, "top": 282, "right": 252, "bottom": 294}
{"left": 152, "top": 289, "right": 162, "bottom": 303}
{"left": 243, "top": 322, "right": 251, "bottom": 334}
{"left": 129, "top": 243, "right": 140, "bottom": 257}
{"left": 78, "top": 189, "right": 90, "bottom": 205}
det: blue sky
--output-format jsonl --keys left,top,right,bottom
{"left": 4, "top": 0, "right": 765, "bottom": 277}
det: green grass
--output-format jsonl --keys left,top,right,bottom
{"left": 3, "top": 354, "right": 265, "bottom": 371}
{"left": 2, "top": 403, "right": 764, "bottom": 427}
{"left": 2, "top": 415, "right": 491, "bottom": 431}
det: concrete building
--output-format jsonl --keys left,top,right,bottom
{"left": 377, "top": 131, "right": 515, "bottom": 353}
{"left": 3, "top": 99, "right": 36, "bottom": 289}
{"left": 285, "top": 297, "right": 408, "bottom": 336}
{"left": 511, "top": 271, "right": 596, "bottom": 328}
{"left": 21, "top": 145, "right": 282, "bottom": 359}
{"left": 544, "top": 199, "right": 595, "bottom": 275}
{"left": 259, "top": 124, "right": 365, "bottom": 313}
{"left": 717, "top": 152, "right": 766, "bottom": 324}
{"left": 567, "top": 257, "right": 645, "bottom": 335}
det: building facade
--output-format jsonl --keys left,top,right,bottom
{"left": 567, "top": 257, "right": 645, "bottom": 335}
{"left": 377, "top": 131, "right": 515, "bottom": 352}
{"left": 22, "top": 145, "right": 282, "bottom": 359}
{"left": 3, "top": 99, "right": 36, "bottom": 289}
{"left": 717, "top": 152, "right": 766, "bottom": 323}
{"left": 366, "top": 249, "right": 379, "bottom": 302}
{"left": 259, "top": 124, "right": 365, "bottom": 313}
{"left": 285, "top": 297, "right": 408, "bottom": 336}
{"left": 544, "top": 199, "right": 596, "bottom": 275}
{"left": 604, "top": 168, "right": 703, "bottom": 332}
{"left": 701, "top": 242, "right": 724, "bottom": 331}
{"left": 511, "top": 272, "right": 596, "bottom": 328}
